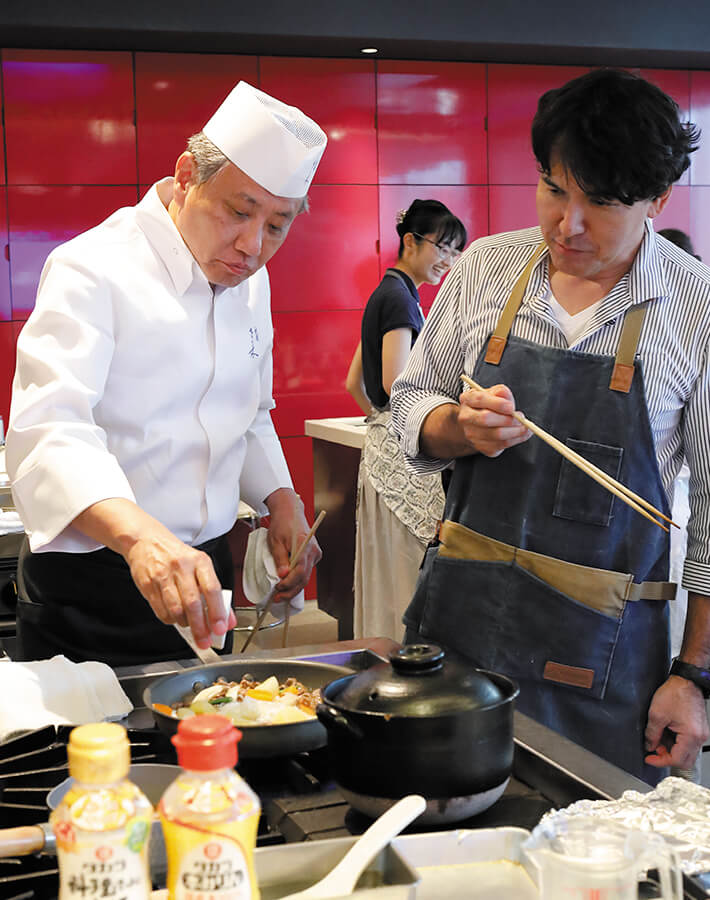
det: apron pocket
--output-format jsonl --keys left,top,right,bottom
{"left": 420, "top": 554, "right": 623, "bottom": 700}
{"left": 552, "top": 439, "right": 624, "bottom": 527}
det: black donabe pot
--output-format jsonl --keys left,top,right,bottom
{"left": 317, "top": 644, "right": 519, "bottom": 824}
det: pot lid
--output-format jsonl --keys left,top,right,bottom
{"left": 331, "top": 644, "right": 506, "bottom": 717}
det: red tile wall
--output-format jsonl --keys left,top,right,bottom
{"left": 1, "top": 51, "right": 707, "bottom": 571}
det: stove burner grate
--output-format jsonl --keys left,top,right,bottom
{"left": 0, "top": 725, "right": 175, "bottom": 900}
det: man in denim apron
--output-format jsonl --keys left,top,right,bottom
{"left": 391, "top": 69, "right": 710, "bottom": 783}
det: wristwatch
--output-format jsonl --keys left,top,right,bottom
{"left": 669, "top": 658, "right": 710, "bottom": 698}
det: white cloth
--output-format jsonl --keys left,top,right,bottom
{"left": 242, "top": 527, "right": 304, "bottom": 618}
{"left": 0, "top": 509, "right": 23, "bottom": 535}
{"left": 6, "top": 180, "right": 292, "bottom": 553}
{"left": 0, "top": 655, "right": 133, "bottom": 743}
{"left": 174, "top": 589, "right": 233, "bottom": 652}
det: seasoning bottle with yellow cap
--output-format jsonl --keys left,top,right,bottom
{"left": 50, "top": 722, "right": 153, "bottom": 900}
{"left": 159, "top": 714, "right": 261, "bottom": 899}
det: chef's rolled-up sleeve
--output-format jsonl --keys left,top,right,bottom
{"left": 390, "top": 263, "right": 465, "bottom": 474}
{"left": 681, "top": 334, "right": 710, "bottom": 596}
{"left": 7, "top": 252, "right": 136, "bottom": 550}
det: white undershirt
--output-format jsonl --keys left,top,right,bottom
{"left": 547, "top": 291, "right": 603, "bottom": 347}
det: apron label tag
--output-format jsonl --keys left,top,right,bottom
{"left": 543, "top": 660, "right": 595, "bottom": 689}
{"left": 609, "top": 362, "right": 634, "bottom": 393}
{"left": 484, "top": 336, "right": 506, "bottom": 365}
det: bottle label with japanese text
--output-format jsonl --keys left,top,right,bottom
{"left": 174, "top": 838, "right": 253, "bottom": 900}
{"left": 55, "top": 829, "right": 151, "bottom": 900}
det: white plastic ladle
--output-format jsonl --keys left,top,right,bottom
{"left": 278, "top": 794, "right": 427, "bottom": 900}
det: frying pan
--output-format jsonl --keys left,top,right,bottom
{"left": 0, "top": 763, "right": 179, "bottom": 876}
{"left": 143, "top": 658, "right": 352, "bottom": 758}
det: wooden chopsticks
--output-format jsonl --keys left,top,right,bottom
{"left": 282, "top": 521, "right": 298, "bottom": 648}
{"left": 460, "top": 375, "right": 678, "bottom": 533}
{"left": 240, "top": 510, "right": 326, "bottom": 653}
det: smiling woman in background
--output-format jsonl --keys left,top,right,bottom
{"left": 346, "top": 200, "right": 467, "bottom": 640}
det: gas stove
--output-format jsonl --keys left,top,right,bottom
{"left": 0, "top": 638, "right": 701, "bottom": 899}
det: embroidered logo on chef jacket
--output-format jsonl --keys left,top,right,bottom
{"left": 248, "top": 326, "right": 260, "bottom": 359}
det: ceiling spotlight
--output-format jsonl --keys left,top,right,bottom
{"left": 360, "top": 47, "right": 378, "bottom": 54}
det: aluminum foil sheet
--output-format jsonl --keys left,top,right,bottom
{"left": 541, "top": 776, "right": 710, "bottom": 875}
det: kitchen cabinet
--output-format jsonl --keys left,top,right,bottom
{"left": 3, "top": 49, "right": 136, "bottom": 186}
{"left": 305, "top": 416, "right": 367, "bottom": 640}
{"left": 259, "top": 57, "right": 377, "bottom": 187}
{"left": 135, "top": 52, "right": 258, "bottom": 185}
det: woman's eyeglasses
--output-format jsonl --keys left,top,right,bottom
{"left": 412, "top": 233, "right": 462, "bottom": 262}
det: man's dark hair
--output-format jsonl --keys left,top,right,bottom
{"left": 532, "top": 69, "right": 700, "bottom": 205}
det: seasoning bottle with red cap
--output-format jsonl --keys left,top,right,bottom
{"left": 159, "top": 714, "right": 261, "bottom": 899}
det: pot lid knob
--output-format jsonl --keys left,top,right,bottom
{"left": 389, "top": 644, "right": 445, "bottom": 674}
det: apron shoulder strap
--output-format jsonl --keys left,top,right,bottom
{"left": 609, "top": 301, "right": 650, "bottom": 393}
{"left": 484, "top": 242, "right": 547, "bottom": 365}
{"left": 385, "top": 268, "right": 408, "bottom": 287}
{"left": 483, "top": 242, "right": 651, "bottom": 394}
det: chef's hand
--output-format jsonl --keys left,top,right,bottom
{"left": 265, "top": 488, "right": 322, "bottom": 601}
{"left": 125, "top": 523, "right": 236, "bottom": 648}
{"left": 458, "top": 383, "right": 531, "bottom": 457}
{"left": 644, "top": 675, "right": 709, "bottom": 769}
{"left": 71, "top": 498, "right": 236, "bottom": 650}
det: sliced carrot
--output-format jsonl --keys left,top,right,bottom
{"left": 246, "top": 688, "right": 273, "bottom": 702}
{"left": 152, "top": 703, "right": 176, "bottom": 717}
{"left": 283, "top": 685, "right": 299, "bottom": 694}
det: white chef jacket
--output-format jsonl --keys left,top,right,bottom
{"left": 7, "top": 179, "right": 292, "bottom": 553}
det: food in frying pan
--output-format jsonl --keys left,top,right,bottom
{"left": 152, "top": 674, "right": 322, "bottom": 727}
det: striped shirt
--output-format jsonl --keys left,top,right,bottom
{"left": 390, "top": 223, "right": 710, "bottom": 595}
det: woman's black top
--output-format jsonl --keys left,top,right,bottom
{"left": 361, "top": 268, "right": 423, "bottom": 409}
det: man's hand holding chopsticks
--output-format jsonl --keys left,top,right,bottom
{"left": 264, "top": 487, "right": 322, "bottom": 601}
{"left": 458, "top": 383, "right": 532, "bottom": 458}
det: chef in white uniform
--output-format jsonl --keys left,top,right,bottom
{"left": 6, "top": 81, "right": 327, "bottom": 667}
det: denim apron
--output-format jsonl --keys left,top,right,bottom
{"left": 404, "top": 245, "right": 673, "bottom": 783}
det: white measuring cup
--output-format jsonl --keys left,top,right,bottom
{"left": 522, "top": 816, "right": 682, "bottom": 899}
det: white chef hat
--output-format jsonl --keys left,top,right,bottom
{"left": 202, "top": 81, "right": 327, "bottom": 198}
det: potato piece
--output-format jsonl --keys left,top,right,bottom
{"left": 256, "top": 675, "right": 279, "bottom": 699}
{"left": 175, "top": 707, "right": 196, "bottom": 719}
{"left": 193, "top": 685, "right": 227, "bottom": 704}
{"left": 271, "top": 706, "right": 312, "bottom": 724}
{"left": 218, "top": 702, "right": 251, "bottom": 727}
{"left": 278, "top": 692, "right": 299, "bottom": 707}
{"left": 236, "top": 695, "right": 265, "bottom": 722}
{"left": 190, "top": 699, "right": 216, "bottom": 715}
